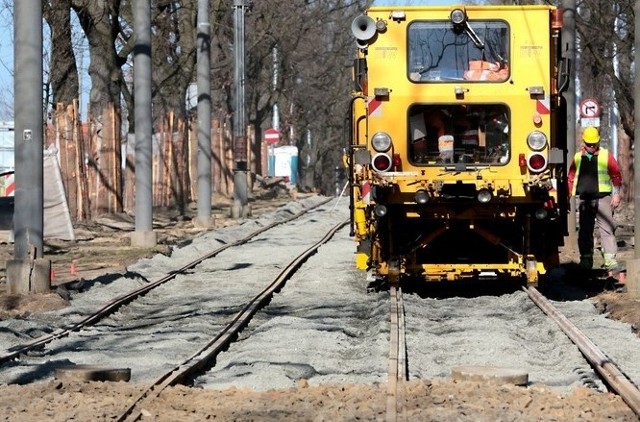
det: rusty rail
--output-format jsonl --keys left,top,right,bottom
{"left": 0, "top": 198, "right": 332, "bottom": 365}
{"left": 524, "top": 286, "right": 640, "bottom": 418}
{"left": 117, "top": 220, "right": 348, "bottom": 421}
{"left": 386, "top": 286, "right": 407, "bottom": 422}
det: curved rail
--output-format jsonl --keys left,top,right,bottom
{"left": 524, "top": 286, "right": 640, "bottom": 417}
{"left": 0, "top": 198, "right": 332, "bottom": 365}
{"left": 116, "top": 220, "right": 348, "bottom": 421}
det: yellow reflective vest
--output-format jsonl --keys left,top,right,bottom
{"left": 571, "top": 150, "right": 612, "bottom": 196}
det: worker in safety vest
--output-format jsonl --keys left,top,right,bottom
{"left": 567, "top": 126, "right": 622, "bottom": 271}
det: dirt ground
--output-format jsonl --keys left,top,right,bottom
{"left": 0, "top": 192, "right": 639, "bottom": 421}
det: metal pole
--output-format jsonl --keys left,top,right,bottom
{"left": 268, "top": 45, "right": 279, "bottom": 182}
{"left": 232, "top": 0, "right": 248, "bottom": 218}
{"left": 7, "top": 0, "right": 50, "bottom": 293}
{"left": 612, "top": 4, "right": 621, "bottom": 159}
{"left": 634, "top": 0, "right": 640, "bottom": 260}
{"left": 562, "top": 0, "right": 577, "bottom": 246}
{"left": 13, "top": 0, "right": 43, "bottom": 260}
{"left": 132, "top": 0, "right": 156, "bottom": 247}
{"left": 196, "top": 0, "right": 212, "bottom": 227}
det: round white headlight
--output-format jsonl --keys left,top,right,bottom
{"left": 527, "top": 131, "right": 547, "bottom": 151}
{"left": 371, "top": 132, "right": 392, "bottom": 152}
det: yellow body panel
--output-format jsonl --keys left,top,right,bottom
{"left": 361, "top": 7, "right": 554, "bottom": 191}
{"left": 348, "top": 5, "right": 567, "bottom": 284}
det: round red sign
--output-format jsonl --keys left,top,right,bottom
{"left": 264, "top": 128, "right": 280, "bottom": 145}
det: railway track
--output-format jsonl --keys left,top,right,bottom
{"left": 524, "top": 286, "right": 640, "bottom": 416}
{"left": 0, "top": 196, "right": 638, "bottom": 420}
{"left": 384, "top": 282, "right": 640, "bottom": 421}
{"left": 116, "top": 221, "right": 348, "bottom": 421}
{"left": 1, "top": 198, "right": 354, "bottom": 419}
{"left": 0, "top": 198, "right": 333, "bottom": 365}
{"left": 386, "top": 286, "right": 407, "bottom": 422}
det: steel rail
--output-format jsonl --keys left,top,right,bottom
{"left": 524, "top": 286, "right": 640, "bottom": 418}
{"left": 117, "top": 220, "right": 348, "bottom": 422}
{"left": 0, "top": 198, "right": 332, "bottom": 365}
{"left": 386, "top": 286, "right": 406, "bottom": 422}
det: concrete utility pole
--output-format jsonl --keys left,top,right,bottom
{"left": 232, "top": 0, "right": 249, "bottom": 219}
{"left": 627, "top": 0, "right": 640, "bottom": 298}
{"left": 131, "top": 0, "right": 157, "bottom": 247}
{"left": 7, "top": 0, "right": 50, "bottom": 293}
{"left": 196, "top": 0, "right": 213, "bottom": 227}
{"left": 561, "top": 0, "right": 577, "bottom": 247}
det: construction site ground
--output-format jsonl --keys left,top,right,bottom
{"left": 0, "top": 191, "right": 639, "bottom": 421}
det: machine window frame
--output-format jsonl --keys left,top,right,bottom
{"left": 407, "top": 19, "right": 510, "bottom": 83}
{"left": 408, "top": 103, "right": 511, "bottom": 166}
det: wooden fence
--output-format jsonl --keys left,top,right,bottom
{"left": 50, "top": 102, "right": 263, "bottom": 220}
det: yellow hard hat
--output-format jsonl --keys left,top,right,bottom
{"left": 582, "top": 126, "right": 600, "bottom": 144}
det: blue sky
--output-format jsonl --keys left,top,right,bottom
{"left": 0, "top": 5, "right": 13, "bottom": 121}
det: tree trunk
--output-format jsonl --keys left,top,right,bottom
{"left": 72, "top": 1, "right": 124, "bottom": 213}
{"left": 72, "top": 1, "right": 124, "bottom": 118}
{"left": 618, "top": 128, "right": 633, "bottom": 203}
{"left": 45, "top": 0, "right": 79, "bottom": 106}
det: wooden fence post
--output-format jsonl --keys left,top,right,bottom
{"left": 53, "top": 103, "right": 77, "bottom": 221}
{"left": 87, "top": 104, "right": 122, "bottom": 215}
{"left": 53, "top": 109, "right": 267, "bottom": 218}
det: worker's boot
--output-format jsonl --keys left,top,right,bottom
{"left": 579, "top": 255, "right": 593, "bottom": 269}
{"left": 603, "top": 253, "right": 619, "bottom": 271}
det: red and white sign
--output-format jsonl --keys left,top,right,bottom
{"left": 264, "top": 128, "right": 280, "bottom": 145}
{"left": 1, "top": 172, "right": 14, "bottom": 197}
{"left": 580, "top": 98, "right": 601, "bottom": 118}
{"left": 536, "top": 96, "right": 550, "bottom": 114}
{"left": 368, "top": 97, "right": 382, "bottom": 117}
{"left": 361, "top": 181, "right": 371, "bottom": 205}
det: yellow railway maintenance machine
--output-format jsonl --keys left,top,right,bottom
{"left": 347, "top": 5, "right": 569, "bottom": 285}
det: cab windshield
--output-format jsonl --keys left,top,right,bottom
{"left": 408, "top": 104, "right": 510, "bottom": 166}
{"left": 408, "top": 20, "right": 509, "bottom": 82}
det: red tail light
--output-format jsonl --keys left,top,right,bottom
{"left": 372, "top": 153, "right": 392, "bottom": 172}
{"left": 527, "top": 153, "right": 547, "bottom": 172}
{"left": 518, "top": 153, "right": 527, "bottom": 168}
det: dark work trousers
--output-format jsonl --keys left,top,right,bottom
{"left": 577, "top": 195, "right": 617, "bottom": 259}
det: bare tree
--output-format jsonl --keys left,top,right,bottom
{"left": 113, "top": 0, "right": 199, "bottom": 125}
{"left": 239, "top": 0, "right": 369, "bottom": 193}
{"left": 44, "top": 0, "right": 79, "bottom": 107}
{"left": 576, "top": 0, "right": 635, "bottom": 200}
{"left": 150, "top": 1, "right": 197, "bottom": 120}
{"left": 70, "top": 1, "right": 127, "bottom": 122}
{"left": 44, "top": 0, "right": 370, "bottom": 195}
